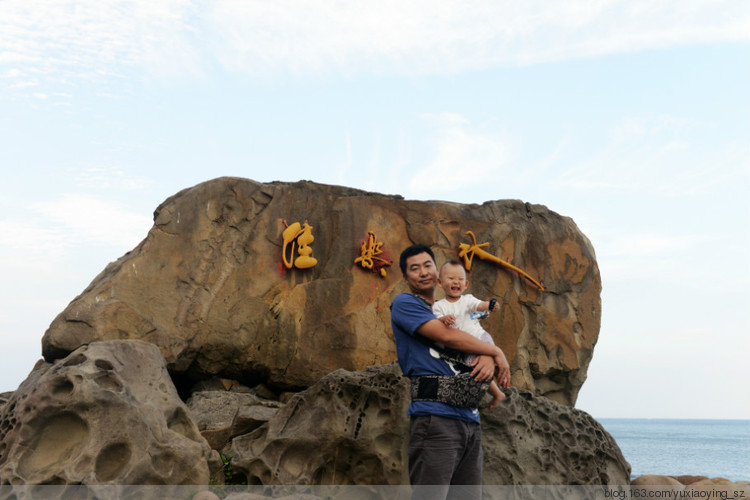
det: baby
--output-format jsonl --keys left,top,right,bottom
{"left": 433, "top": 259, "right": 506, "bottom": 408}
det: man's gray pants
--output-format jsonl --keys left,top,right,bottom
{"left": 408, "top": 415, "right": 483, "bottom": 500}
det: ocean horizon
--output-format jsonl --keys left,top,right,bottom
{"left": 598, "top": 418, "right": 750, "bottom": 482}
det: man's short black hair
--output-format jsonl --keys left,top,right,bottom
{"left": 399, "top": 244, "right": 436, "bottom": 275}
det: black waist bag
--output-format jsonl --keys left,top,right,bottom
{"left": 410, "top": 373, "right": 489, "bottom": 408}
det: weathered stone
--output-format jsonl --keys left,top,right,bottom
{"left": 632, "top": 475, "right": 686, "bottom": 486}
{"left": 232, "top": 405, "right": 279, "bottom": 437}
{"left": 481, "top": 388, "right": 631, "bottom": 485}
{"left": 225, "top": 363, "right": 630, "bottom": 486}
{"left": 0, "top": 340, "right": 211, "bottom": 485}
{"left": 41, "top": 177, "right": 600, "bottom": 406}
{"left": 187, "top": 391, "right": 264, "bottom": 431}
{"left": 672, "top": 475, "right": 709, "bottom": 485}
{"left": 192, "top": 491, "right": 221, "bottom": 500}
{"left": 227, "top": 363, "right": 411, "bottom": 485}
{"left": 186, "top": 391, "right": 280, "bottom": 452}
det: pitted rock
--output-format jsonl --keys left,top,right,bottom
{"left": 0, "top": 340, "right": 211, "bottom": 485}
{"left": 223, "top": 364, "right": 629, "bottom": 486}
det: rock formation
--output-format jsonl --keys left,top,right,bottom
{"left": 200, "top": 364, "right": 630, "bottom": 486}
{"left": 0, "top": 340, "right": 211, "bottom": 485}
{"left": 42, "top": 177, "right": 600, "bottom": 406}
{"left": 481, "top": 387, "right": 630, "bottom": 484}
{"left": 0, "top": 177, "right": 619, "bottom": 487}
{"left": 225, "top": 363, "right": 411, "bottom": 486}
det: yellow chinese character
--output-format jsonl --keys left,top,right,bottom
{"left": 458, "top": 230, "right": 544, "bottom": 290}
{"left": 354, "top": 231, "right": 392, "bottom": 277}
{"left": 282, "top": 220, "right": 318, "bottom": 270}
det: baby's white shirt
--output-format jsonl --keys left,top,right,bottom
{"left": 432, "top": 294, "right": 486, "bottom": 339}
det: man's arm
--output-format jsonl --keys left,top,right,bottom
{"left": 416, "top": 319, "right": 510, "bottom": 383}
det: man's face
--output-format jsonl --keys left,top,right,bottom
{"left": 403, "top": 252, "right": 438, "bottom": 296}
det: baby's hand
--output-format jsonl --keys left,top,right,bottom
{"left": 438, "top": 315, "right": 456, "bottom": 327}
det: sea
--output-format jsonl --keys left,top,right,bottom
{"left": 598, "top": 419, "right": 750, "bottom": 482}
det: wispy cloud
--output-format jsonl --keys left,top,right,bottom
{"left": 559, "top": 113, "right": 750, "bottom": 196}
{"left": 2, "top": 0, "right": 748, "bottom": 92}
{"left": 30, "top": 195, "right": 152, "bottom": 249}
{"left": 0, "top": 0, "right": 200, "bottom": 92}
{"left": 206, "top": 0, "right": 750, "bottom": 75}
{"left": 75, "top": 166, "right": 152, "bottom": 191}
{"left": 407, "top": 113, "right": 512, "bottom": 197}
{"left": 0, "top": 220, "right": 71, "bottom": 262}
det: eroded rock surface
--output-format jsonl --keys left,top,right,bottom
{"left": 227, "top": 363, "right": 411, "bottom": 485}
{"left": 0, "top": 340, "right": 211, "bottom": 485}
{"left": 186, "top": 390, "right": 281, "bottom": 450}
{"left": 222, "top": 364, "right": 629, "bottom": 486}
{"left": 42, "top": 177, "right": 600, "bottom": 405}
{"left": 481, "top": 388, "right": 631, "bottom": 484}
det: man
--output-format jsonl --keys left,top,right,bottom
{"left": 390, "top": 244, "right": 510, "bottom": 499}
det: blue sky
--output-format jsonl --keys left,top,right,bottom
{"left": 1, "top": 1, "right": 749, "bottom": 419}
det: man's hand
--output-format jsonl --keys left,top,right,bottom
{"left": 470, "top": 355, "right": 496, "bottom": 382}
{"left": 494, "top": 350, "right": 511, "bottom": 388}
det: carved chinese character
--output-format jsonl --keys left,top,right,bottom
{"left": 354, "top": 231, "right": 392, "bottom": 277}
{"left": 458, "top": 230, "right": 544, "bottom": 290}
{"left": 282, "top": 220, "right": 318, "bottom": 270}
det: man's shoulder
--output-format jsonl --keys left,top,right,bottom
{"left": 392, "top": 292, "right": 427, "bottom": 308}
{"left": 393, "top": 292, "right": 413, "bottom": 302}
{"left": 391, "top": 293, "right": 435, "bottom": 327}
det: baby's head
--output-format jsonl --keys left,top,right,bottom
{"left": 438, "top": 260, "right": 469, "bottom": 301}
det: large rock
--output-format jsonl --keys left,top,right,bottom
{"left": 0, "top": 340, "right": 211, "bottom": 485}
{"left": 481, "top": 388, "right": 631, "bottom": 484}
{"left": 42, "top": 177, "right": 600, "bottom": 405}
{"left": 223, "top": 363, "right": 629, "bottom": 486}
{"left": 227, "top": 363, "right": 411, "bottom": 485}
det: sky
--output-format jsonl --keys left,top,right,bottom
{"left": 1, "top": 0, "right": 749, "bottom": 420}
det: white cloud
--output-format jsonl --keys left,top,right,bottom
{"left": 30, "top": 195, "right": 152, "bottom": 249}
{"left": 0, "top": 0, "right": 200, "bottom": 91}
{"left": 76, "top": 166, "right": 152, "bottom": 191}
{"left": 609, "top": 233, "right": 696, "bottom": 256}
{"left": 0, "top": 220, "right": 71, "bottom": 262}
{"left": 206, "top": 0, "right": 750, "bottom": 75}
{"left": 2, "top": 0, "right": 748, "bottom": 90}
{"left": 407, "top": 113, "right": 512, "bottom": 197}
{"left": 559, "top": 113, "right": 750, "bottom": 197}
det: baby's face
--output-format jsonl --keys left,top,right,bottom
{"left": 438, "top": 264, "right": 468, "bottom": 300}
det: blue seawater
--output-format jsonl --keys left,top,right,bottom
{"left": 598, "top": 419, "right": 750, "bottom": 482}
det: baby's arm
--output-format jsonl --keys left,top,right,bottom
{"left": 476, "top": 297, "right": 498, "bottom": 313}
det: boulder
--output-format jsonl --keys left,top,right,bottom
{"left": 42, "top": 177, "right": 600, "bottom": 406}
{"left": 227, "top": 363, "right": 411, "bottom": 486}
{"left": 224, "top": 363, "right": 630, "bottom": 486}
{"left": 631, "top": 475, "right": 684, "bottom": 486}
{"left": 0, "top": 340, "right": 211, "bottom": 485}
{"left": 481, "top": 388, "right": 631, "bottom": 485}
{"left": 186, "top": 391, "right": 281, "bottom": 451}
